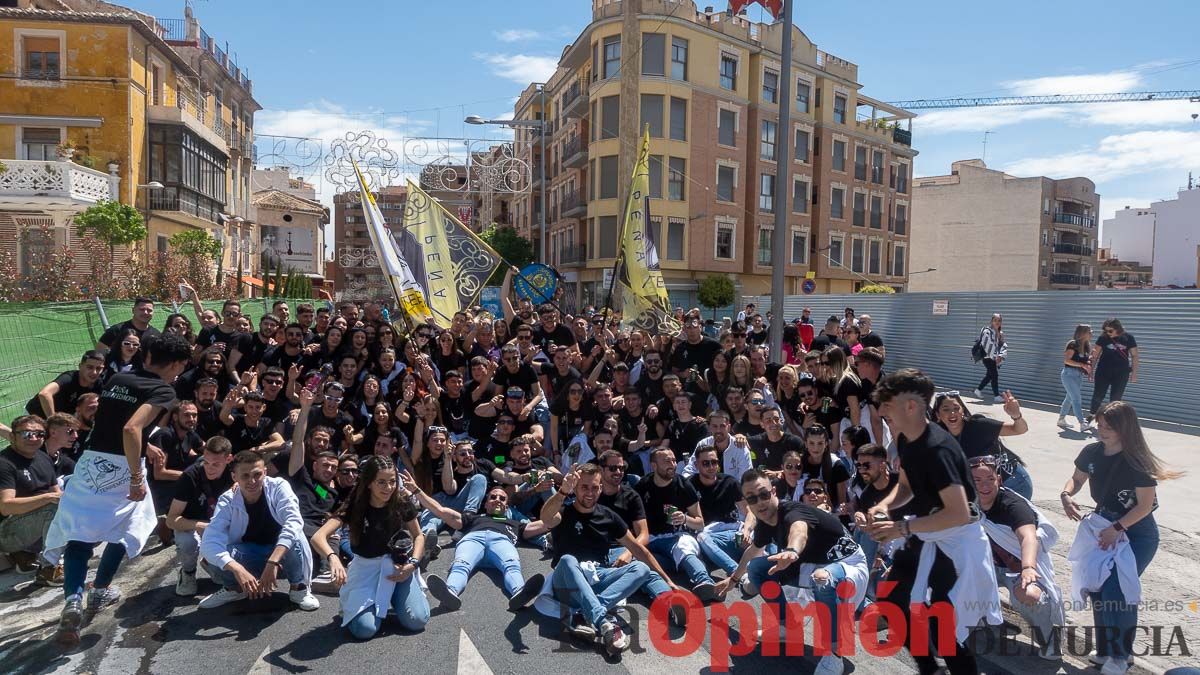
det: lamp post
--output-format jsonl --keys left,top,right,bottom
{"left": 465, "top": 86, "right": 547, "bottom": 262}
{"left": 768, "top": 0, "right": 795, "bottom": 363}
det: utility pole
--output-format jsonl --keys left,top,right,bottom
{"left": 768, "top": 0, "right": 794, "bottom": 363}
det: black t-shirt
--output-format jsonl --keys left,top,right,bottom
{"left": 670, "top": 337, "right": 722, "bottom": 373}
{"left": 476, "top": 436, "right": 514, "bottom": 467}
{"left": 896, "top": 423, "right": 974, "bottom": 517}
{"left": 438, "top": 391, "right": 472, "bottom": 436}
{"left": 172, "top": 462, "right": 233, "bottom": 521}
{"left": 853, "top": 473, "right": 898, "bottom": 514}
{"left": 550, "top": 503, "right": 628, "bottom": 566}
{"left": 0, "top": 447, "right": 57, "bottom": 510}
{"left": 234, "top": 332, "right": 274, "bottom": 374}
{"left": 983, "top": 488, "right": 1037, "bottom": 531}
{"left": 809, "top": 333, "right": 850, "bottom": 354}
{"left": 433, "top": 350, "right": 467, "bottom": 381}
{"left": 951, "top": 415, "right": 1004, "bottom": 459}
{"left": 1095, "top": 333, "right": 1137, "bottom": 374}
{"left": 50, "top": 450, "right": 76, "bottom": 478}
{"left": 539, "top": 362, "right": 583, "bottom": 400}
{"left": 307, "top": 407, "right": 354, "bottom": 450}
{"left": 99, "top": 320, "right": 161, "bottom": 358}
{"left": 617, "top": 408, "right": 661, "bottom": 443}
{"left": 634, "top": 474, "right": 700, "bottom": 536}
{"left": 831, "top": 376, "right": 864, "bottom": 419}
{"left": 263, "top": 395, "right": 295, "bottom": 430}
{"left": 801, "top": 456, "right": 852, "bottom": 495}
{"left": 597, "top": 484, "right": 647, "bottom": 528}
{"left": 173, "top": 367, "right": 232, "bottom": 404}
{"left": 85, "top": 370, "right": 177, "bottom": 456}
{"left": 195, "top": 405, "right": 223, "bottom": 441}
{"left": 1074, "top": 442, "right": 1157, "bottom": 518}
{"left": 664, "top": 418, "right": 708, "bottom": 463}
{"left": 748, "top": 432, "right": 804, "bottom": 471}
{"left": 502, "top": 455, "right": 552, "bottom": 478}
{"left": 752, "top": 500, "right": 857, "bottom": 567}
{"left": 287, "top": 464, "right": 338, "bottom": 527}
{"left": 243, "top": 493, "right": 283, "bottom": 546}
{"left": 451, "top": 458, "right": 496, "bottom": 494}
{"left": 148, "top": 427, "right": 203, "bottom": 483}
{"left": 635, "top": 373, "right": 666, "bottom": 408}
{"left": 493, "top": 363, "right": 539, "bottom": 397}
{"left": 689, "top": 473, "right": 741, "bottom": 525}
{"left": 462, "top": 511, "right": 526, "bottom": 546}
{"left": 262, "top": 345, "right": 311, "bottom": 375}
{"left": 858, "top": 332, "right": 884, "bottom": 350}
{"left": 196, "top": 325, "right": 242, "bottom": 359}
{"left": 26, "top": 370, "right": 102, "bottom": 416}
{"left": 349, "top": 502, "right": 418, "bottom": 559}
{"left": 532, "top": 323, "right": 576, "bottom": 353}
{"left": 747, "top": 328, "right": 768, "bottom": 346}
{"left": 221, "top": 414, "right": 276, "bottom": 453}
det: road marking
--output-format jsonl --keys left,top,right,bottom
{"left": 457, "top": 628, "right": 493, "bottom": 675}
{"left": 247, "top": 644, "right": 273, "bottom": 675}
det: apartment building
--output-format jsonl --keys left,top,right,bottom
{"left": 509, "top": 0, "right": 916, "bottom": 308}
{"left": 0, "top": 0, "right": 260, "bottom": 286}
{"left": 333, "top": 185, "right": 409, "bottom": 300}
{"left": 1101, "top": 186, "right": 1200, "bottom": 288}
{"left": 909, "top": 159, "right": 1100, "bottom": 292}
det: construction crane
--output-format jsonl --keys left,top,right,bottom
{"left": 889, "top": 90, "right": 1200, "bottom": 110}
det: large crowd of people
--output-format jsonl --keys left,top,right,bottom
{"left": 0, "top": 281, "right": 1177, "bottom": 675}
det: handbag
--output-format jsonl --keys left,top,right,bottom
{"left": 971, "top": 328, "right": 987, "bottom": 363}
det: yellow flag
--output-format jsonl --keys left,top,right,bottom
{"left": 616, "top": 127, "right": 678, "bottom": 335}
{"left": 400, "top": 179, "right": 504, "bottom": 325}
{"left": 352, "top": 161, "right": 433, "bottom": 329}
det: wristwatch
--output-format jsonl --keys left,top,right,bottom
{"left": 1112, "top": 521, "right": 1126, "bottom": 532}
{"left": 406, "top": 557, "right": 420, "bottom": 567}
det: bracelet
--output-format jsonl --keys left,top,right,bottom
{"left": 1021, "top": 565, "right": 1037, "bottom": 571}
{"left": 326, "top": 552, "right": 339, "bottom": 560}
{"left": 1060, "top": 491, "right": 1071, "bottom": 499}
{"left": 1113, "top": 521, "right": 1126, "bottom": 532}
{"left": 265, "top": 559, "right": 282, "bottom": 568}
{"left": 1010, "top": 414, "right": 1022, "bottom": 421}
{"left": 900, "top": 520, "right": 911, "bottom": 536}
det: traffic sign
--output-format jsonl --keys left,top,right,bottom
{"left": 802, "top": 279, "right": 817, "bottom": 295}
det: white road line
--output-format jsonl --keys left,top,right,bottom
{"left": 246, "top": 644, "right": 273, "bottom": 675}
{"left": 457, "top": 628, "right": 494, "bottom": 675}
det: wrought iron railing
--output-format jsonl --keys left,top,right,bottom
{"left": 1053, "top": 212, "right": 1095, "bottom": 228}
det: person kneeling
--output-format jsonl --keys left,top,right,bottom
{"left": 198, "top": 451, "right": 319, "bottom": 611}
{"left": 417, "top": 481, "right": 547, "bottom": 612}
{"left": 311, "top": 456, "right": 430, "bottom": 640}
{"left": 166, "top": 437, "right": 233, "bottom": 597}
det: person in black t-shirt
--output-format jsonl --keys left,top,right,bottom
{"left": 747, "top": 405, "right": 804, "bottom": 472}
{"left": 809, "top": 315, "right": 850, "bottom": 354}
{"left": 531, "top": 304, "right": 576, "bottom": 353}
{"left": 798, "top": 425, "right": 851, "bottom": 511}
{"left": 261, "top": 324, "right": 313, "bottom": 377}
{"left": 96, "top": 297, "right": 160, "bottom": 364}
{"left": 416, "top": 440, "right": 490, "bottom": 550}
{"left": 690, "top": 446, "right": 749, "bottom": 578}
{"left": 166, "top": 437, "right": 233, "bottom": 597}
{"left": 230, "top": 314, "right": 278, "bottom": 376}
{"left": 847, "top": 443, "right": 896, "bottom": 598}
{"left": 27, "top": 351, "right": 106, "bottom": 417}
{"left": 175, "top": 347, "right": 235, "bottom": 403}
{"left": 492, "top": 344, "right": 542, "bottom": 401}
{"left": 933, "top": 391, "right": 1032, "bottom": 500}
{"left": 148, "top": 401, "right": 204, "bottom": 527}
{"left": 493, "top": 436, "right": 557, "bottom": 523}
{"left": 194, "top": 299, "right": 244, "bottom": 367}
{"left": 437, "top": 371, "right": 472, "bottom": 440}
{"left": 1088, "top": 318, "right": 1139, "bottom": 421}
{"left": 633, "top": 448, "right": 718, "bottom": 600}
{"left": 0, "top": 414, "right": 62, "bottom": 584}
{"left": 218, "top": 390, "right": 284, "bottom": 455}
{"left": 286, "top": 390, "right": 342, "bottom": 581}
{"left": 40, "top": 413, "right": 78, "bottom": 479}
{"left": 47, "top": 335, "right": 192, "bottom": 647}
{"left": 538, "top": 464, "right": 680, "bottom": 656}
{"left": 661, "top": 392, "right": 707, "bottom": 468}
{"left": 669, "top": 319, "right": 722, "bottom": 375}
{"left": 307, "top": 382, "right": 355, "bottom": 452}
{"left": 415, "top": 480, "right": 548, "bottom": 612}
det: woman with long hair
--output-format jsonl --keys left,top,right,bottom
{"left": 310, "top": 456, "right": 429, "bottom": 640}
{"left": 702, "top": 350, "right": 731, "bottom": 400}
{"left": 1088, "top": 318, "right": 1139, "bottom": 428}
{"left": 1060, "top": 402, "right": 1182, "bottom": 674}
{"left": 782, "top": 324, "right": 804, "bottom": 365}
{"left": 346, "top": 328, "right": 371, "bottom": 368}
{"left": 492, "top": 318, "right": 511, "bottom": 348}
{"left": 842, "top": 323, "right": 863, "bottom": 357}
{"left": 799, "top": 424, "right": 851, "bottom": 512}
{"left": 351, "top": 376, "right": 385, "bottom": 428}
{"left": 974, "top": 313, "right": 1008, "bottom": 403}
{"left": 548, "top": 381, "right": 592, "bottom": 461}
{"left": 370, "top": 348, "right": 403, "bottom": 398}
{"left": 773, "top": 365, "right": 805, "bottom": 432}
{"left": 774, "top": 450, "right": 805, "bottom": 502}
{"left": 933, "top": 391, "right": 1034, "bottom": 500}
{"left": 1059, "top": 323, "right": 1093, "bottom": 432}
{"left": 432, "top": 330, "right": 467, "bottom": 380}
{"left": 728, "top": 354, "right": 754, "bottom": 394}
{"left": 825, "top": 346, "right": 863, "bottom": 434}
{"left": 315, "top": 326, "right": 345, "bottom": 369}
{"left": 104, "top": 329, "right": 140, "bottom": 379}
{"left": 163, "top": 313, "right": 196, "bottom": 346}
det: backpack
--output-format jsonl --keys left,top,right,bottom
{"left": 971, "top": 328, "right": 986, "bottom": 362}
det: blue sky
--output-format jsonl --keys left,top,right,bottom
{"left": 127, "top": 0, "right": 1200, "bottom": 233}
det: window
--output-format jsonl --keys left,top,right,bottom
{"left": 831, "top": 187, "right": 844, "bottom": 219}
{"left": 20, "top": 127, "right": 60, "bottom": 160}
{"left": 641, "top": 33, "right": 665, "bottom": 76}
{"left": 716, "top": 165, "right": 736, "bottom": 202}
{"left": 648, "top": 155, "right": 664, "bottom": 199}
{"left": 598, "top": 215, "right": 618, "bottom": 258}
{"left": 757, "top": 227, "right": 772, "bottom": 265}
{"left": 897, "top": 163, "right": 909, "bottom": 193}
{"left": 147, "top": 124, "right": 228, "bottom": 223}
{"left": 832, "top": 140, "right": 846, "bottom": 171}
{"left": 597, "top": 95, "right": 620, "bottom": 139}
{"left": 852, "top": 192, "right": 865, "bottom": 227}
{"left": 669, "top": 97, "right": 687, "bottom": 141}
{"left": 868, "top": 240, "right": 882, "bottom": 275}
{"left": 1043, "top": 198, "right": 1051, "bottom": 215}
{"left": 668, "top": 157, "right": 685, "bottom": 200}
{"left": 640, "top": 94, "right": 664, "bottom": 138}
{"left": 792, "top": 179, "right": 808, "bottom": 214}
{"left": 1041, "top": 230, "right": 1049, "bottom": 246}
{"left": 716, "top": 220, "right": 735, "bottom": 259}
{"left": 667, "top": 218, "right": 685, "bottom": 260}
{"left": 157, "top": 234, "right": 170, "bottom": 255}
{"left": 22, "top": 35, "right": 61, "bottom": 80}
{"left": 603, "top": 36, "right": 621, "bottom": 79}
{"left": 828, "top": 236, "right": 844, "bottom": 267}
{"left": 18, "top": 222, "right": 65, "bottom": 277}
{"left": 590, "top": 101, "right": 598, "bottom": 141}
{"left": 796, "top": 80, "right": 810, "bottom": 113}
{"left": 762, "top": 69, "right": 778, "bottom": 103}
{"left": 813, "top": 135, "right": 820, "bottom": 157}
{"left": 599, "top": 155, "right": 618, "bottom": 199}
{"left": 670, "top": 37, "right": 688, "bottom": 80}
{"left": 760, "top": 120, "right": 777, "bottom": 161}
{"left": 791, "top": 230, "right": 808, "bottom": 264}
{"left": 892, "top": 244, "right": 906, "bottom": 276}
{"left": 870, "top": 195, "right": 882, "bottom": 229}
{"left": 718, "top": 109, "right": 737, "bottom": 147}
{"left": 833, "top": 95, "right": 847, "bottom": 123}
{"left": 758, "top": 174, "right": 775, "bottom": 213}
{"left": 854, "top": 146, "right": 867, "bottom": 181}
{"left": 720, "top": 53, "right": 738, "bottom": 90}
{"left": 794, "top": 128, "right": 809, "bottom": 163}
{"left": 851, "top": 238, "right": 865, "bottom": 273}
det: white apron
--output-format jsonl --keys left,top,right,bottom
{"left": 43, "top": 450, "right": 158, "bottom": 564}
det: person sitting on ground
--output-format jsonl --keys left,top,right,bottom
{"left": 197, "top": 450, "right": 319, "bottom": 611}
{"left": 166, "top": 437, "right": 234, "bottom": 597}
{"left": 310, "top": 456, "right": 429, "bottom": 640}
{"left": 691, "top": 445, "right": 752, "bottom": 587}
{"left": 0, "top": 414, "right": 63, "bottom": 586}
{"left": 148, "top": 401, "right": 205, "bottom": 546}
{"left": 42, "top": 413, "right": 79, "bottom": 479}
{"left": 282, "top": 388, "right": 341, "bottom": 584}
{"left": 416, "top": 440, "right": 490, "bottom": 556}
{"left": 26, "top": 351, "right": 107, "bottom": 418}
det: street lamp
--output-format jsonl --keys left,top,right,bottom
{"left": 466, "top": 84, "right": 547, "bottom": 263}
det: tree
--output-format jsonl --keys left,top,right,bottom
{"left": 857, "top": 283, "right": 896, "bottom": 294}
{"left": 168, "top": 229, "right": 221, "bottom": 260}
{"left": 74, "top": 200, "right": 146, "bottom": 260}
{"left": 697, "top": 274, "right": 736, "bottom": 320}
{"left": 479, "top": 225, "right": 535, "bottom": 284}
{"left": 274, "top": 263, "right": 284, "bottom": 298}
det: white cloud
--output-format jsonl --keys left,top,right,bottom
{"left": 1003, "top": 130, "right": 1200, "bottom": 182}
{"left": 914, "top": 105, "right": 1071, "bottom": 134}
{"left": 913, "top": 97, "right": 1199, "bottom": 135}
{"left": 1004, "top": 70, "right": 1143, "bottom": 96}
{"left": 474, "top": 52, "right": 558, "bottom": 84}
{"left": 494, "top": 29, "right": 542, "bottom": 43}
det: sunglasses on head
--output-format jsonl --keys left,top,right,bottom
{"left": 968, "top": 455, "right": 1000, "bottom": 469}
{"left": 427, "top": 426, "right": 448, "bottom": 433}
{"left": 743, "top": 489, "right": 773, "bottom": 505}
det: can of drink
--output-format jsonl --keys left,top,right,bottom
{"left": 872, "top": 512, "right": 890, "bottom": 523}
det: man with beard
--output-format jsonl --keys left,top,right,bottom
{"left": 532, "top": 304, "right": 576, "bottom": 352}
{"left": 193, "top": 379, "right": 223, "bottom": 440}
{"left": 437, "top": 371, "right": 472, "bottom": 442}
{"left": 747, "top": 405, "right": 804, "bottom": 472}
{"left": 286, "top": 390, "right": 341, "bottom": 584}
{"left": 195, "top": 300, "right": 244, "bottom": 367}
{"left": 538, "top": 346, "right": 583, "bottom": 402}
{"left": 175, "top": 347, "right": 234, "bottom": 402}
{"left": 495, "top": 435, "right": 557, "bottom": 523}
{"left": 167, "top": 436, "right": 234, "bottom": 596}
{"left": 634, "top": 447, "right": 719, "bottom": 601}
{"left": 218, "top": 390, "right": 285, "bottom": 455}
{"left": 669, "top": 319, "right": 722, "bottom": 375}
{"left": 691, "top": 445, "right": 751, "bottom": 586}
{"left": 97, "top": 298, "right": 160, "bottom": 359}
{"left": 723, "top": 387, "right": 759, "bottom": 437}
{"left": 633, "top": 350, "right": 666, "bottom": 405}
{"left": 307, "top": 382, "right": 354, "bottom": 452}
{"left": 27, "top": 351, "right": 106, "bottom": 417}
{"left": 147, "top": 402, "right": 205, "bottom": 542}
{"left": 848, "top": 443, "right": 896, "bottom": 602}
{"left": 681, "top": 411, "right": 754, "bottom": 482}
{"left": 617, "top": 389, "right": 662, "bottom": 474}
{"left": 295, "top": 304, "right": 317, "bottom": 344}
{"left": 231, "top": 314, "right": 278, "bottom": 376}
{"left": 0, "top": 414, "right": 63, "bottom": 586}
{"left": 262, "top": 323, "right": 312, "bottom": 375}
{"left": 258, "top": 367, "right": 294, "bottom": 431}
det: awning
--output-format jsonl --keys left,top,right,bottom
{"left": 239, "top": 275, "right": 264, "bottom": 289}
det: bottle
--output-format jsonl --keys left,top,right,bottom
{"left": 305, "top": 363, "right": 333, "bottom": 392}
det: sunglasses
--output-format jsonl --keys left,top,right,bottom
{"left": 517, "top": 335, "right": 532, "bottom": 341}
{"left": 784, "top": 463, "right": 802, "bottom": 471}
{"left": 264, "top": 379, "right": 284, "bottom": 386}
{"left": 206, "top": 359, "right": 224, "bottom": 365}
{"left": 324, "top": 395, "right": 343, "bottom": 402}
{"left": 121, "top": 341, "right": 139, "bottom": 348}
{"left": 487, "top": 493, "right": 509, "bottom": 502}
{"left": 699, "top": 459, "right": 720, "bottom": 468}
{"left": 427, "top": 426, "right": 448, "bottom": 433}
{"left": 804, "top": 487, "right": 826, "bottom": 496}
{"left": 497, "top": 419, "right": 515, "bottom": 425}
{"left": 744, "top": 489, "right": 773, "bottom": 505}
{"left": 338, "top": 468, "right": 359, "bottom": 475}
{"left": 854, "top": 461, "right": 876, "bottom": 470}
{"left": 63, "top": 428, "right": 79, "bottom": 436}
{"left": 604, "top": 464, "right": 626, "bottom": 472}
{"left": 18, "top": 429, "right": 46, "bottom": 440}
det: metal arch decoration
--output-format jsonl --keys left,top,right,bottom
{"left": 338, "top": 246, "right": 378, "bottom": 269}
{"left": 251, "top": 134, "right": 325, "bottom": 180}
{"left": 324, "top": 130, "right": 402, "bottom": 194}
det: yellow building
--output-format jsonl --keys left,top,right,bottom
{"left": 0, "top": 0, "right": 260, "bottom": 290}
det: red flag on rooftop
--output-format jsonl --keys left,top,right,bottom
{"left": 728, "top": 0, "right": 783, "bottom": 20}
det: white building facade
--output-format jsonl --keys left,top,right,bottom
{"left": 1101, "top": 187, "right": 1200, "bottom": 288}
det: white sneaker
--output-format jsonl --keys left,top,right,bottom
{"left": 1057, "top": 416, "right": 1072, "bottom": 429}
{"left": 1100, "top": 656, "right": 1130, "bottom": 675}
{"left": 972, "top": 389, "right": 984, "bottom": 400}
{"left": 600, "top": 619, "right": 630, "bottom": 655}
{"left": 993, "top": 395, "right": 1006, "bottom": 403}
{"left": 1037, "top": 638, "right": 1061, "bottom": 661}
{"left": 311, "top": 571, "right": 334, "bottom": 585}
{"left": 198, "top": 587, "right": 247, "bottom": 609}
{"left": 814, "top": 654, "right": 845, "bottom": 675}
{"left": 289, "top": 586, "right": 320, "bottom": 611}
{"left": 176, "top": 569, "right": 198, "bottom": 597}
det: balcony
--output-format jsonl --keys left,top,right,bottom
{"left": 562, "top": 81, "right": 587, "bottom": 118}
{"left": 147, "top": 89, "right": 230, "bottom": 152}
{"left": 230, "top": 128, "right": 253, "bottom": 156}
{"left": 149, "top": 186, "right": 222, "bottom": 224}
{"left": 0, "top": 159, "right": 118, "bottom": 209}
{"left": 561, "top": 190, "right": 587, "bottom": 218}
{"left": 1050, "top": 273, "right": 1092, "bottom": 286}
{"left": 562, "top": 136, "right": 588, "bottom": 169}
{"left": 1053, "top": 211, "right": 1095, "bottom": 228}
{"left": 893, "top": 127, "right": 912, "bottom": 146}
{"left": 213, "top": 116, "right": 232, "bottom": 145}
{"left": 559, "top": 244, "right": 587, "bottom": 266}
{"left": 1053, "top": 243, "right": 1095, "bottom": 257}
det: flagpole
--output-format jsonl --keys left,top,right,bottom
{"left": 768, "top": 0, "right": 794, "bottom": 363}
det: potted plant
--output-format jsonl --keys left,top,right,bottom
{"left": 56, "top": 142, "right": 76, "bottom": 162}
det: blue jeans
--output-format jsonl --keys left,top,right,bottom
{"left": 1060, "top": 367, "right": 1085, "bottom": 423}
{"left": 853, "top": 528, "right": 884, "bottom": 603}
{"left": 446, "top": 530, "right": 525, "bottom": 597}
{"left": 1003, "top": 463, "right": 1034, "bottom": 501}
{"left": 1092, "top": 514, "right": 1159, "bottom": 661}
{"left": 552, "top": 554, "right": 649, "bottom": 628}
{"left": 346, "top": 575, "right": 430, "bottom": 639}
{"left": 419, "top": 474, "right": 487, "bottom": 534}
{"left": 698, "top": 527, "right": 743, "bottom": 575}
{"left": 63, "top": 540, "right": 126, "bottom": 599}
{"left": 647, "top": 533, "right": 714, "bottom": 588}
{"left": 606, "top": 546, "right": 671, "bottom": 598}
{"left": 204, "top": 541, "right": 308, "bottom": 589}
{"left": 748, "top": 555, "right": 850, "bottom": 650}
